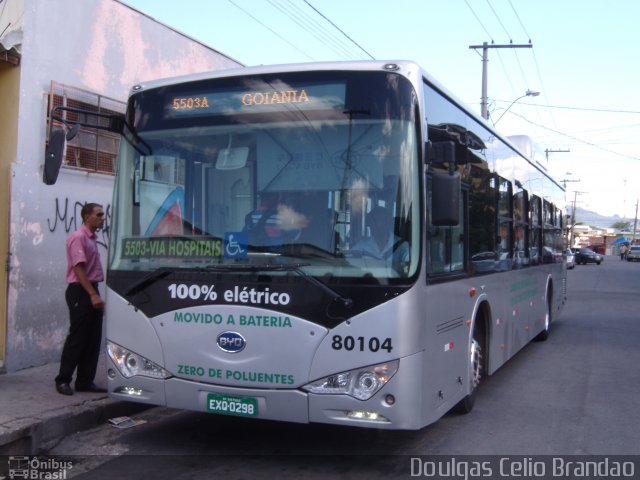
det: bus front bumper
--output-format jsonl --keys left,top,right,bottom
{"left": 107, "top": 352, "right": 425, "bottom": 429}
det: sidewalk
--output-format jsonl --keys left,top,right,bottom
{"left": 0, "top": 353, "right": 150, "bottom": 455}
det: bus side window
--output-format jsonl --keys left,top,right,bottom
{"left": 513, "top": 188, "right": 529, "bottom": 268}
{"left": 542, "top": 200, "right": 555, "bottom": 263}
{"left": 496, "top": 176, "right": 512, "bottom": 268}
{"left": 469, "top": 165, "right": 497, "bottom": 275}
{"left": 529, "top": 195, "right": 542, "bottom": 265}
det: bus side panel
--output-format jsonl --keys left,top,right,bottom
{"left": 420, "top": 281, "right": 475, "bottom": 415}
{"left": 421, "top": 266, "right": 553, "bottom": 398}
{"left": 470, "top": 267, "right": 556, "bottom": 377}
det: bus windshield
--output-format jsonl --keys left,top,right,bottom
{"left": 109, "top": 70, "right": 420, "bottom": 283}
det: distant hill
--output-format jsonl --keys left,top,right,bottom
{"left": 573, "top": 206, "right": 624, "bottom": 228}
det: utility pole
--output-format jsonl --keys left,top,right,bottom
{"left": 562, "top": 173, "right": 580, "bottom": 245}
{"left": 570, "top": 191, "right": 587, "bottom": 247}
{"left": 545, "top": 148, "right": 570, "bottom": 161}
{"left": 561, "top": 178, "right": 580, "bottom": 189}
{"left": 469, "top": 42, "right": 533, "bottom": 120}
{"left": 632, "top": 200, "right": 638, "bottom": 245}
{"left": 562, "top": 174, "right": 580, "bottom": 244}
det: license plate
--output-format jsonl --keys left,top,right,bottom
{"left": 206, "top": 393, "right": 258, "bottom": 417}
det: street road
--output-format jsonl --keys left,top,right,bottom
{"left": 47, "top": 256, "right": 640, "bottom": 478}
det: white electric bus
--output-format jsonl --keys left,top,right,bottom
{"left": 51, "top": 61, "right": 566, "bottom": 429}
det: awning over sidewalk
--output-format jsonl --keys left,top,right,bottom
{"left": 611, "top": 237, "right": 630, "bottom": 245}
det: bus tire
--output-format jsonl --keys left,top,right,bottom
{"left": 452, "top": 321, "right": 483, "bottom": 414}
{"left": 535, "top": 289, "right": 552, "bottom": 341}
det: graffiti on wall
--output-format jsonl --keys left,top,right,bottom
{"left": 47, "top": 197, "right": 111, "bottom": 250}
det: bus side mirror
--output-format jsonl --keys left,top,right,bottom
{"left": 427, "top": 140, "right": 460, "bottom": 226}
{"left": 43, "top": 107, "right": 128, "bottom": 185}
{"left": 431, "top": 170, "right": 460, "bottom": 226}
{"left": 43, "top": 128, "right": 66, "bottom": 185}
{"left": 427, "top": 140, "right": 455, "bottom": 165}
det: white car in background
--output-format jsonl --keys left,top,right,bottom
{"left": 566, "top": 248, "right": 576, "bottom": 269}
{"left": 627, "top": 245, "right": 640, "bottom": 262}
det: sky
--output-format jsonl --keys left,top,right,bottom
{"left": 124, "top": 0, "right": 640, "bottom": 221}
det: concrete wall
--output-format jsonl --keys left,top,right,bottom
{"left": 5, "top": 0, "right": 241, "bottom": 371}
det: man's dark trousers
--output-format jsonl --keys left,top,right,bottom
{"left": 55, "top": 283, "right": 103, "bottom": 388}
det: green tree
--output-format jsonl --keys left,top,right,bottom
{"left": 612, "top": 220, "right": 631, "bottom": 230}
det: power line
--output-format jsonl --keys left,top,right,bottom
{"left": 494, "top": 49, "right": 518, "bottom": 99}
{"left": 479, "top": 0, "right": 533, "bottom": 97}
{"left": 505, "top": 2, "right": 557, "bottom": 131}
{"left": 270, "top": 0, "right": 357, "bottom": 59}
{"left": 486, "top": 0, "right": 512, "bottom": 40}
{"left": 508, "top": 0, "right": 531, "bottom": 41}
{"left": 493, "top": 99, "right": 640, "bottom": 139}
{"left": 481, "top": 2, "right": 556, "bottom": 132}
{"left": 228, "top": 0, "right": 315, "bottom": 61}
{"left": 511, "top": 48, "right": 531, "bottom": 95}
{"left": 303, "top": 1, "right": 375, "bottom": 60}
{"left": 465, "top": 2, "right": 534, "bottom": 116}
{"left": 567, "top": 124, "right": 640, "bottom": 136}
{"left": 469, "top": 42, "right": 533, "bottom": 119}
{"left": 493, "top": 100, "right": 640, "bottom": 115}
{"left": 528, "top": 47, "right": 557, "bottom": 130}
{"left": 487, "top": 0, "right": 536, "bottom": 117}
{"left": 286, "top": 0, "right": 359, "bottom": 58}
{"left": 464, "top": 0, "right": 494, "bottom": 42}
{"left": 508, "top": 110, "right": 640, "bottom": 161}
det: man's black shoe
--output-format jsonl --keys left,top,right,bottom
{"left": 75, "top": 383, "right": 107, "bottom": 393}
{"left": 56, "top": 383, "right": 73, "bottom": 396}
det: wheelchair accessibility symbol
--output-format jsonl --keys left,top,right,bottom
{"left": 224, "top": 232, "right": 248, "bottom": 259}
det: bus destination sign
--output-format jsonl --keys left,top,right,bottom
{"left": 165, "top": 82, "right": 346, "bottom": 118}
{"left": 122, "top": 236, "right": 223, "bottom": 259}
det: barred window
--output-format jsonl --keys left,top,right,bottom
{"left": 46, "top": 81, "right": 125, "bottom": 175}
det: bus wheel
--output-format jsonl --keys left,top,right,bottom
{"left": 535, "top": 293, "right": 552, "bottom": 341}
{"left": 453, "top": 328, "right": 482, "bottom": 414}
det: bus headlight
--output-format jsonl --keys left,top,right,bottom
{"left": 302, "top": 360, "right": 398, "bottom": 400}
{"left": 107, "top": 340, "right": 171, "bottom": 379}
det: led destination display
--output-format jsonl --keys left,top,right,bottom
{"left": 165, "top": 82, "right": 346, "bottom": 117}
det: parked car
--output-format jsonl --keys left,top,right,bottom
{"left": 566, "top": 248, "right": 576, "bottom": 269}
{"left": 574, "top": 247, "right": 603, "bottom": 265}
{"left": 627, "top": 245, "right": 640, "bottom": 262}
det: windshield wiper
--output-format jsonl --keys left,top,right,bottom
{"left": 124, "top": 263, "right": 234, "bottom": 296}
{"left": 293, "top": 266, "right": 353, "bottom": 308}
{"left": 124, "top": 267, "right": 176, "bottom": 296}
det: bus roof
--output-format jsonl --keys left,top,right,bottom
{"left": 130, "top": 60, "right": 424, "bottom": 93}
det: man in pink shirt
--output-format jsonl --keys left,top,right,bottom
{"left": 55, "top": 203, "right": 107, "bottom": 395}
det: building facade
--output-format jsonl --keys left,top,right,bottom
{"left": 0, "top": 0, "right": 242, "bottom": 372}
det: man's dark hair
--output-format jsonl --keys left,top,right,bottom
{"left": 81, "top": 203, "right": 102, "bottom": 222}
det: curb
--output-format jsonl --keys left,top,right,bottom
{"left": 0, "top": 399, "right": 151, "bottom": 455}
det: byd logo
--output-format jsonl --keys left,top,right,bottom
{"left": 217, "top": 331, "right": 246, "bottom": 353}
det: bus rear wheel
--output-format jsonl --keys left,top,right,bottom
{"left": 535, "top": 292, "right": 552, "bottom": 341}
